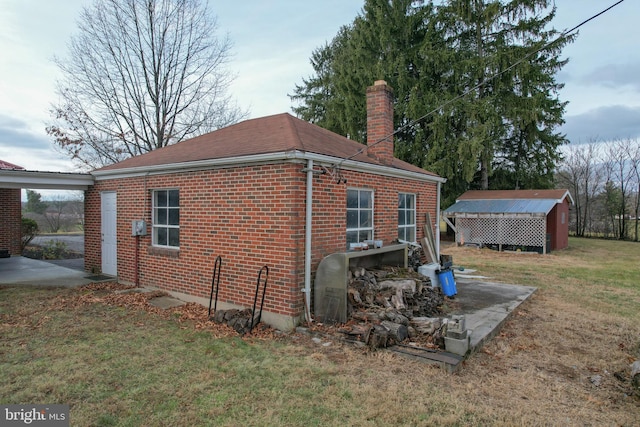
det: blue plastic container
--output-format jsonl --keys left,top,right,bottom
{"left": 437, "top": 269, "right": 457, "bottom": 297}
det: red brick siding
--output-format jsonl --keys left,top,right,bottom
{"left": 0, "top": 188, "right": 22, "bottom": 255}
{"left": 309, "top": 169, "right": 437, "bottom": 269}
{"left": 86, "top": 162, "right": 438, "bottom": 321}
{"left": 366, "top": 83, "right": 395, "bottom": 163}
{"left": 84, "top": 187, "right": 102, "bottom": 272}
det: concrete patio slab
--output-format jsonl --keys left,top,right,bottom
{"left": 149, "top": 296, "right": 186, "bottom": 309}
{"left": 0, "top": 256, "right": 94, "bottom": 287}
{"left": 451, "top": 278, "right": 537, "bottom": 352}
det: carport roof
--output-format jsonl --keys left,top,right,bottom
{"left": 0, "top": 159, "right": 25, "bottom": 170}
{"left": 0, "top": 169, "right": 93, "bottom": 190}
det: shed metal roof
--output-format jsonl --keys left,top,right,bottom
{"left": 443, "top": 199, "right": 557, "bottom": 215}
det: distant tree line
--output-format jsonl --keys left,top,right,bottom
{"left": 557, "top": 138, "right": 640, "bottom": 241}
{"left": 23, "top": 190, "right": 85, "bottom": 234}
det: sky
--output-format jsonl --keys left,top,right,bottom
{"left": 0, "top": 0, "right": 638, "bottom": 174}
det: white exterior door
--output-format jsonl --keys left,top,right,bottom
{"left": 101, "top": 192, "right": 117, "bottom": 276}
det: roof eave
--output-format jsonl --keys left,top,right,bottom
{"left": 0, "top": 170, "right": 94, "bottom": 190}
{"left": 92, "top": 150, "right": 446, "bottom": 184}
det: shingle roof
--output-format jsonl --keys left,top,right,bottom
{"left": 0, "top": 159, "right": 25, "bottom": 170}
{"left": 94, "top": 113, "right": 438, "bottom": 178}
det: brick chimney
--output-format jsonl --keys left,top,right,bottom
{"left": 366, "top": 80, "right": 394, "bottom": 164}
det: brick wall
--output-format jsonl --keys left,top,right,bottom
{"left": 86, "top": 161, "right": 438, "bottom": 326}
{"left": 0, "top": 188, "right": 22, "bottom": 255}
{"left": 366, "top": 81, "right": 395, "bottom": 164}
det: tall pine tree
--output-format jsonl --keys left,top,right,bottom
{"left": 290, "top": 0, "right": 573, "bottom": 205}
{"left": 438, "top": 0, "right": 572, "bottom": 192}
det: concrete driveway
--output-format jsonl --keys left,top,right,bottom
{"left": 0, "top": 256, "right": 94, "bottom": 287}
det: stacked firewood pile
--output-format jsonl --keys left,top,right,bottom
{"left": 406, "top": 243, "right": 424, "bottom": 271}
{"left": 338, "top": 267, "right": 448, "bottom": 349}
{"left": 211, "top": 308, "right": 255, "bottom": 335}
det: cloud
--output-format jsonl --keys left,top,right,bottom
{"left": 561, "top": 105, "right": 640, "bottom": 144}
{"left": 0, "top": 113, "right": 75, "bottom": 171}
{"left": 578, "top": 62, "right": 640, "bottom": 92}
{"left": 0, "top": 114, "right": 51, "bottom": 150}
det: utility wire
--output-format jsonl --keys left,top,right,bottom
{"left": 335, "top": 0, "right": 625, "bottom": 167}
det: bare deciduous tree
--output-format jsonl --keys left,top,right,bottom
{"left": 626, "top": 140, "right": 640, "bottom": 241}
{"left": 47, "top": 0, "right": 247, "bottom": 169}
{"left": 605, "top": 139, "right": 636, "bottom": 239}
{"left": 43, "top": 197, "right": 67, "bottom": 234}
{"left": 557, "top": 141, "right": 604, "bottom": 237}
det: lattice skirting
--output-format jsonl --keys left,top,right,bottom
{"left": 456, "top": 217, "right": 546, "bottom": 247}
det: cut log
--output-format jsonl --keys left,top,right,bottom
{"left": 381, "top": 320, "right": 409, "bottom": 342}
{"left": 348, "top": 288, "right": 363, "bottom": 305}
{"left": 363, "top": 289, "right": 376, "bottom": 305}
{"left": 410, "top": 317, "right": 441, "bottom": 335}
{"left": 385, "top": 311, "right": 409, "bottom": 326}
{"left": 212, "top": 309, "right": 226, "bottom": 324}
{"left": 390, "top": 294, "right": 405, "bottom": 310}
{"left": 375, "top": 295, "right": 392, "bottom": 308}
{"left": 407, "top": 325, "right": 417, "bottom": 339}
{"left": 212, "top": 308, "right": 254, "bottom": 335}
{"left": 368, "top": 324, "right": 389, "bottom": 348}
{"left": 339, "top": 324, "right": 372, "bottom": 343}
{"left": 352, "top": 311, "right": 383, "bottom": 322}
{"left": 379, "top": 279, "right": 416, "bottom": 294}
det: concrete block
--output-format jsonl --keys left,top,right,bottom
{"left": 448, "top": 314, "right": 466, "bottom": 333}
{"left": 445, "top": 335, "right": 470, "bottom": 356}
{"left": 447, "top": 329, "right": 469, "bottom": 340}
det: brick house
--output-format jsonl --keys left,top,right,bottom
{"left": 0, "top": 160, "right": 25, "bottom": 256}
{"left": 86, "top": 80, "right": 445, "bottom": 330}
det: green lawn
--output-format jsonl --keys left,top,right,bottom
{"left": 1, "top": 237, "right": 639, "bottom": 426}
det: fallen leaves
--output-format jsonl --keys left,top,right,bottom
{"left": 52, "top": 282, "right": 280, "bottom": 341}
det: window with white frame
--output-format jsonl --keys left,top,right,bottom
{"left": 152, "top": 189, "right": 179, "bottom": 248}
{"left": 398, "top": 193, "right": 416, "bottom": 242}
{"left": 346, "top": 188, "right": 373, "bottom": 247}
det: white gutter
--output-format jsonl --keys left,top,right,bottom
{"left": 0, "top": 170, "right": 94, "bottom": 190}
{"left": 92, "top": 150, "right": 447, "bottom": 184}
{"left": 303, "top": 159, "right": 314, "bottom": 323}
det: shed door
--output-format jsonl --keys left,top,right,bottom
{"left": 101, "top": 192, "right": 117, "bottom": 276}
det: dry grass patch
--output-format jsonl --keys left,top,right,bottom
{"left": 1, "top": 237, "right": 639, "bottom": 425}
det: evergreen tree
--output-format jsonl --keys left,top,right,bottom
{"left": 291, "top": 0, "right": 441, "bottom": 146}
{"left": 423, "top": 0, "right": 573, "bottom": 196}
{"left": 290, "top": 0, "right": 573, "bottom": 206}
{"left": 25, "top": 190, "right": 48, "bottom": 215}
